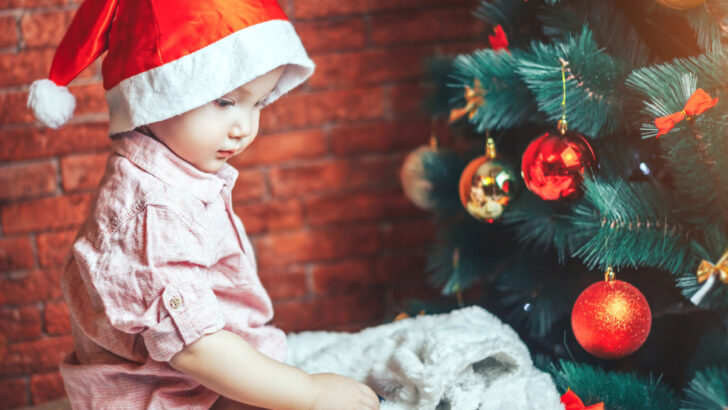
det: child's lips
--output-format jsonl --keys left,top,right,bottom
{"left": 216, "top": 150, "right": 235, "bottom": 157}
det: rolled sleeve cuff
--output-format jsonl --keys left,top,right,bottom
{"left": 142, "top": 282, "right": 226, "bottom": 362}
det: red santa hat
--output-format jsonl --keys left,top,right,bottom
{"left": 27, "top": 0, "right": 315, "bottom": 135}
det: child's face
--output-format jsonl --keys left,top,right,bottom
{"left": 146, "top": 66, "right": 286, "bottom": 173}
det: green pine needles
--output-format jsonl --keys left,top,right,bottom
{"left": 548, "top": 360, "right": 678, "bottom": 410}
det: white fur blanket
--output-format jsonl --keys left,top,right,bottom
{"left": 285, "top": 306, "right": 564, "bottom": 410}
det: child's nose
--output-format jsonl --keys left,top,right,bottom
{"left": 229, "top": 118, "right": 251, "bottom": 138}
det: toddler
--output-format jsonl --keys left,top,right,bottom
{"left": 27, "top": 0, "right": 379, "bottom": 409}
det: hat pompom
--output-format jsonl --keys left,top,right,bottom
{"left": 27, "top": 79, "right": 76, "bottom": 129}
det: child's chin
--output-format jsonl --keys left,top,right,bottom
{"left": 196, "top": 162, "right": 224, "bottom": 174}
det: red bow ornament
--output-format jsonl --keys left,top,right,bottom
{"left": 561, "top": 389, "right": 604, "bottom": 410}
{"left": 489, "top": 25, "right": 509, "bottom": 52}
{"left": 654, "top": 88, "right": 718, "bottom": 137}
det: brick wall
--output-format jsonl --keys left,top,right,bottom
{"left": 0, "top": 0, "right": 487, "bottom": 407}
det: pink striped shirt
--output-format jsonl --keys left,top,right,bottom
{"left": 59, "top": 130, "right": 286, "bottom": 409}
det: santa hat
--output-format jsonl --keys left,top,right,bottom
{"left": 27, "top": 0, "right": 315, "bottom": 135}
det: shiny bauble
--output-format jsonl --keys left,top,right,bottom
{"left": 654, "top": 0, "right": 705, "bottom": 10}
{"left": 400, "top": 144, "right": 438, "bottom": 211}
{"left": 571, "top": 271, "right": 652, "bottom": 359}
{"left": 458, "top": 138, "right": 518, "bottom": 222}
{"left": 521, "top": 131, "right": 597, "bottom": 201}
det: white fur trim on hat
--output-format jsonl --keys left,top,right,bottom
{"left": 27, "top": 79, "right": 77, "bottom": 129}
{"left": 106, "top": 19, "right": 315, "bottom": 135}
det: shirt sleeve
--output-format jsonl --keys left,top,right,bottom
{"left": 90, "top": 204, "right": 226, "bottom": 362}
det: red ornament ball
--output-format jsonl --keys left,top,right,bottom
{"left": 571, "top": 277, "right": 652, "bottom": 359}
{"left": 521, "top": 131, "right": 596, "bottom": 200}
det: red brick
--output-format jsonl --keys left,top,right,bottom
{"left": 0, "top": 236, "right": 35, "bottom": 270}
{"left": 231, "top": 129, "right": 327, "bottom": 167}
{"left": 259, "top": 265, "right": 307, "bottom": 300}
{"left": 0, "top": 160, "right": 57, "bottom": 201}
{"left": 0, "top": 16, "right": 17, "bottom": 48}
{"left": 391, "top": 282, "right": 449, "bottom": 308}
{"left": 60, "top": 152, "right": 107, "bottom": 191}
{"left": 36, "top": 230, "right": 75, "bottom": 268}
{"left": 308, "top": 46, "right": 431, "bottom": 89}
{"left": 234, "top": 199, "right": 304, "bottom": 234}
{"left": 0, "top": 305, "right": 42, "bottom": 341}
{"left": 382, "top": 217, "right": 436, "bottom": 250}
{"left": 435, "top": 40, "right": 491, "bottom": 56}
{"left": 0, "top": 89, "right": 35, "bottom": 125}
{"left": 330, "top": 119, "right": 430, "bottom": 156}
{"left": 0, "top": 0, "right": 72, "bottom": 8}
{"left": 0, "top": 335, "right": 72, "bottom": 375}
{"left": 261, "top": 87, "right": 385, "bottom": 132}
{"left": 30, "top": 371, "right": 65, "bottom": 405}
{"left": 1, "top": 82, "right": 106, "bottom": 127}
{"left": 0, "top": 49, "right": 53, "bottom": 87}
{"left": 269, "top": 155, "right": 401, "bottom": 197}
{"left": 296, "top": 18, "right": 365, "bottom": 54}
{"left": 1, "top": 193, "right": 91, "bottom": 234}
{"left": 371, "top": 8, "right": 487, "bottom": 46}
{"left": 0, "top": 377, "right": 28, "bottom": 409}
{"left": 0, "top": 269, "right": 63, "bottom": 304}
{"left": 231, "top": 169, "right": 267, "bottom": 202}
{"left": 70, "top": 82, "right": 107, "bottom": 115}
{"left": 305, "top": 188, "right": 417, "bottom": 226}
{"left": 21, "top": 10, "right": 73, "bottom": 48}
{"left": 390, "top": 82, "right": 429, "bottom": 119}
{"left": 374, "top": 249, "right": 429, "bottom": 283}
{"left": 273, "top": 291, "right": 386, "bottom": 332}
{"left": 312, "top": 258, "right": 383, "bottom": 293}
{"left": 292, "top": 0, "right": 417, "bottom": 19}
{"left": 0, "top": 122, "right": 110, "bottom": 162}
{"left": 43, "top": 301, "right": 70, "bottom": 335}
{"left": 256, "top": 224, "right": 381, "bottom": 267}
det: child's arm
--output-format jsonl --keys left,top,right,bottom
{"left": 168, "top": 329, "right": 380, "bottom": 410}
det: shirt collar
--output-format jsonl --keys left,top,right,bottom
{"left": 111, "top": 130, "right": 239, "bottom": 204}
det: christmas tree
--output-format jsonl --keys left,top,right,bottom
{"left": 402, "top": 0, "right": 728, "bottom": 407}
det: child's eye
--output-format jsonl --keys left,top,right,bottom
{"left": 215, "top": 98, "right": 234, "bottom": 107}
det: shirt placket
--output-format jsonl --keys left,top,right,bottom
{"left": 221, "top": 186, "right": 246, "bottom": 256}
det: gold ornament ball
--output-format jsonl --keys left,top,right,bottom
{"left": 458, "top": 139, "right": 518, "bottom": 223}
{"left": 400, "top": 145, "right": 437, "bottom": 211}
{"left": 654, "top": 0, "right": 705, "bottom": 10}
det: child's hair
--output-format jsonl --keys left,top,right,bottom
{"left": 27, "top": 0, "right": 314, "bottom": 136}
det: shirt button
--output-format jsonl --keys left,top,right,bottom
{"left": 169, "top": 296, "right": 182, "bottom": 310}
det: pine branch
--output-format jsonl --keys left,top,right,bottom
{"left": 682, "top": 366, "right": 728, "bottom": 409}
{"left": 570, "top": 177, "right": 698, "bottom": 273}
{"left": 422, "top": 56, "right": 462, "bottom": 120}
{"left": 676, "top": 229, "right": 728, "bottom": 311}
{"left": 474, "top": 0, "right": 543, "bottom": 49}
{"left": 517, "top": 26, "right": 631, "bottom": 138}
{"left": 450, "top": 49, "right": 542, "bottom": 131}
{"left": 548, "top": 360, "right": 678, "bottom": 410}
{"left": 495, "top": 257, "right": 583, "bottom": 338}
{"left": 501, "top": 192, "right": 589, "bottom": 263}
{"left": 626, "top": 52, "right": 728, "bottom": 102}
{"left": 539, "top": 0, "right": 652, "bottom": 69}
{"left": 685, "top": 5, "right": 725, "bottom": 54}
{"left": 627, "top": 72, "right": 728, "bottom": 230}
{"left": 426, "top": 219, "right": 513, "bottom": 295}
{"left": 421, "top": 148, "right": 466, "bottom": 216}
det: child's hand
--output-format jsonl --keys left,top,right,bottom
{"left": 309, "top": 373, "right": 380, "bottom": 410}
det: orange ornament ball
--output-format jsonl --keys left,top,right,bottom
{"left": 571, "top": 272, "right": 652, "bottom": 359}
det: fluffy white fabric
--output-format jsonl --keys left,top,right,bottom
{"left": 286, "top": 306, "right": 564, "bottom": 410}
{"left": 27, "top": 79, "right": 76, "bottom": 129}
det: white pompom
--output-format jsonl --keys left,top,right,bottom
{"left": 27, "top": 79, "right": 76, "bottom": 129}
